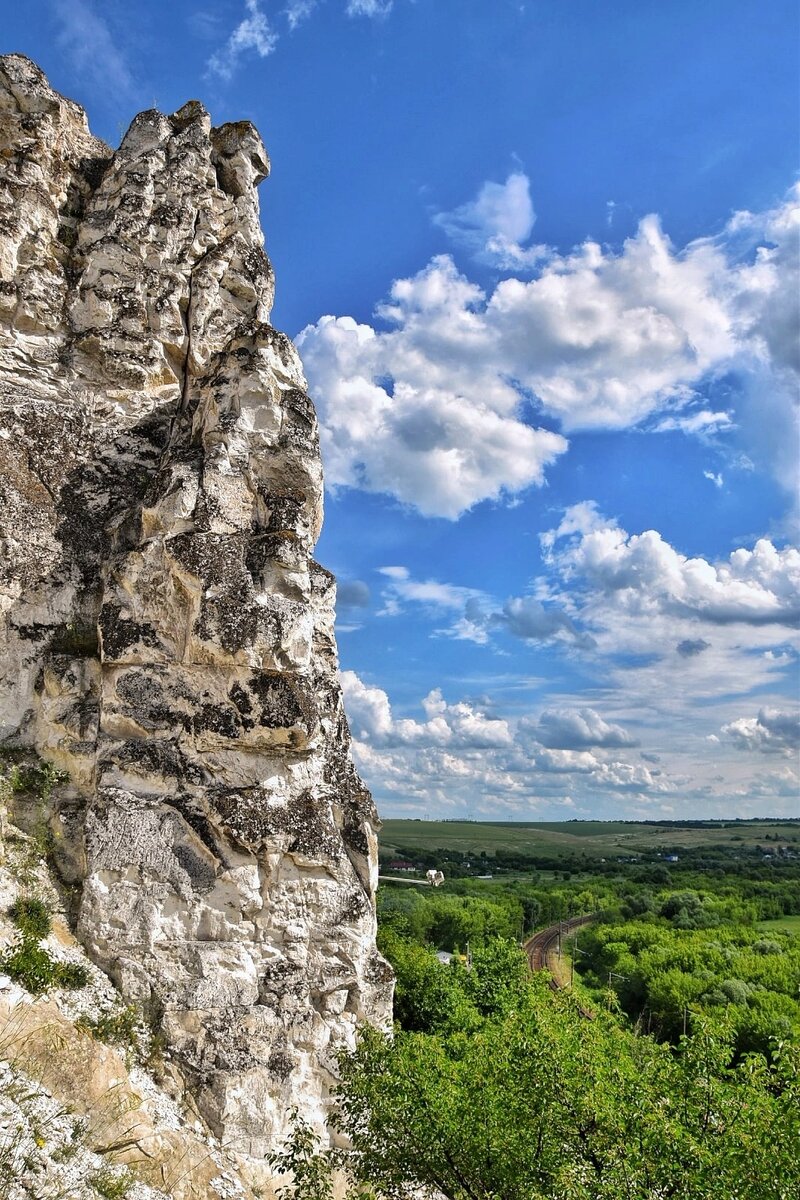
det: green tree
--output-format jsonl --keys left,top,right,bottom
{"left": 334, "top": 987, "right": 800, "bottom": 1200}
{"left": 377, "top": 928, "right": 478, "bottom": 1034}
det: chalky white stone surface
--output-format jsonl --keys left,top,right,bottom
{"left": 0, "top": 54, "right": 392, "bottom": 1155}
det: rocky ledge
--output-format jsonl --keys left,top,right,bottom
{"left": 0, "top": 53, "right": 392, "bottom": 1157}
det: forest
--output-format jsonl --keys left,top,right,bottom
{"left": 273, "top": 834, "right": 800, "bottom": 1199}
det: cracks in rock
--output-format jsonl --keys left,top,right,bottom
{"left": 24, "top": 448, "right": 57, "bottom": 504}
{"left": 180, "top": 211, "right": 202, "bottom": 419}
{"left": 160, "top": 211, "right": 220, "bottom": 472}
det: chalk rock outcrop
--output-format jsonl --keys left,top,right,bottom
{"left": 0, "top": 54, "right": 392, "bottom": 1155}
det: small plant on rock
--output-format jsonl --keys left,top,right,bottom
{"left": 267, "top": 1110, "right": 334, "bottom": 1200}
{"left": 0, "top": 933, "right": 89, "bottom": 994}
{"left": 7, "top": 896, "right": 51, "bottom": 939}
{"left": 7, "top": 758, "right": 68, "bottom": 804}
{"left": 1, "top": 897, "right": 88, "bottom": 995}
{"left": 267, "top": 1110, "right": 376, "bottom": 1200}
{"left": 90, "top": 1164, "right": 135, "bottom": 1198}
{"left": 55, "top": 960, "right": 90, "bottom": 989}
{"left": 78, "top": 1004, "right": 143, "bottom": 1062}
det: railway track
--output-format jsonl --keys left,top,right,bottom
{"left": 523, "top": 914, "right": 596, "bottom": 995}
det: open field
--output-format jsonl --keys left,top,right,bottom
{"left": 380, "top": 818, "right": 800, "bottom": 863}
{"left": 758, "top": 915, "right": 800, "bottom": 935}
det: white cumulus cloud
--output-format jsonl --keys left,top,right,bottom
{"left": 494, "top": 595, "right": 592, "bottom": 648}
{"left": 298, "top": 262, "right": 568, "bottom": 518}
{"left": 526, "top": 707, "right": 639, "bottom": 750}
{"left": 546, "top": 503, "right": 800, "bottom": 627}
{"left": 374, "top": 566, "right": 489, "bottom": 632}
{"left": 340, "top": 672, "right": 512, "bottom": 748}
{"left": 338, "top": 666, "right": 799, "bottom": 818}
{"left": 339, "top": 672, "right": 685, "bottom": 816}
{"left": 434, "top": 172, "right": 547, "bottom": 269}
{"left": 722, "top": 709, "right": 800, "bottom": 756}
{"left": 299, "top": 182, "right": 799, "bottom": 517}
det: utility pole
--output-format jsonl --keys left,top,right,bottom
{"left": 607, "top": 970, "right": 627, "bottom": 1008}
{"left": 571, "top": 942, "right": 586, "bottom": 987}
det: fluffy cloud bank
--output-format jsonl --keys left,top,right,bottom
{"left": 340, "top": 670, "right": 669, "bottom": 815}
{"left": 722, "top": 709, "right": 800, "bottom": 756}
{"left": 299, "top": 182, "right": 799, "bottom": 517}
{"left": 370, "top": 510, "right": 799, "bottom": 663}
{"left": 546, "top": 503, "right": 800, "bottom": 628}
{"left": 340, "top": 662, "right": 799, "bottom": 818}
{"left": 341, "top": 672, "right": 513, "bottom": 749}
{"left": 525, "top": 707, "right": 639, "bottom": 750}
{"left": 348, "top": 507, "right": 798, "bottom": 816}
{"left": 532, "top": 505, "right": 800, "bottom": 721}
{"left": 298, "top": 273, "right": 568, "bottom": 517}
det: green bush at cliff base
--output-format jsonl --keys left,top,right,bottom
{"left": 268, "top": 938, "right": 799, "bottom": 1200}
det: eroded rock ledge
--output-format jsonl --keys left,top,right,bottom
{"left": 0, "top": 54, "right": 392, "bottom": 1155}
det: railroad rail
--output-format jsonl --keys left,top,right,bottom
{"left": 523, "top": 914, "right": 596, "bottom": 990}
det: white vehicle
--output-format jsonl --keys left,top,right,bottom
{"left": 426, "top": 869, "right": 445, "bottom": 887}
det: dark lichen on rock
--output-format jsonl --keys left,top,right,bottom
{"left": 0, "top": 52, "right": 391, "bottom": 1158}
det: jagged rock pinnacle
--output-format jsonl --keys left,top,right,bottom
{"left": 0, "top": 53, "right": 392, "bottom": 1154}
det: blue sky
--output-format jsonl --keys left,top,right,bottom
{"left": 6, "top": 1, "right": 799, "bottom": 819}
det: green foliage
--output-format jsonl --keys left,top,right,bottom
{"left": 90, "top": 1165, "right": 135, "bottom": 1198}
{"left": 378, "top": 928, "right": 478, "bottom": 1034}
{"left": 75, "top": 999, "right": 169, "bottom": 1073}
{"left": 335, "top": 978, "right": 800, "bottom": 1200}
{"left": 365, "top": 845, "right": 800, "bottom": 1199}
{"left": 266, "top": 1111, "right": 376, "bottom": 1200}
{"left": 576, "top": 916, "right": 800, "bottom": 1052}
{"left": 378, "top": 887, "right": 522, "bottom": 950}
{"left": 659, "top": 889, "right": 726, "bottom": 928}
{"left": 267, "top": 1110, "right": 334, "bottom": 1200}
{"left": 0, "top": 925, "right": 89, "bottom": 995}
{"left": 463, "top": 937, "right": 530, "bottom": 1016}
{"left": 79, "top": 1004, "right": 140, "bottom": 1046}
{"left": 5, "top": 757, "right": 68, "bottom": 803}
{"left": 7, "top": 897, "right": 51, "bottom": 939}
{"left": 55, "top": 960, "right": 90, "bottom": 989}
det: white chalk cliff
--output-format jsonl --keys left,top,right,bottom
{"left": 0, "top": 54, "right": 392, "bottom": 1156}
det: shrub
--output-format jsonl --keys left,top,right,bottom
{"left": 78, "top": 1005, "right": 141, "bottom": 1051}
{"left": 90, "top": 1166, "right": 135, "bottom": 1198}
{"left": 0, "top": 934, "right": 88, "bottom": 995}
{"left": 56, "top": 961, "right": 90, "bottom": 989}
{"left": 7, "top": 897, "right": 51, "bottom": 939}
{"left": 7, "top": 758, "right": 68, "bottom": 802}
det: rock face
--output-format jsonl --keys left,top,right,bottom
{"left": 0, "top": 54, "right": 392, "bottom": 1155}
